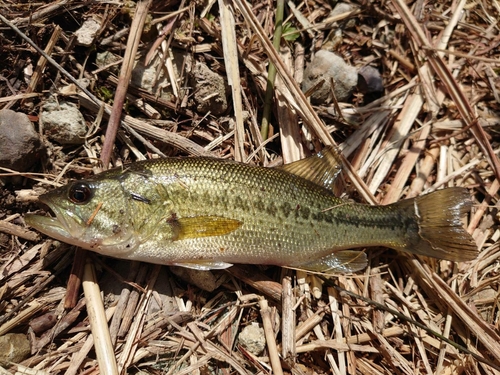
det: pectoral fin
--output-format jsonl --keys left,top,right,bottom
{"left": 294, "top": 250, "right": 367, "bottom": 274}
{"left": 174, "top": 216, "right": 242, "bottom": 240}
{"left": 279, "top": 146, "right": 343, "bottom": 191}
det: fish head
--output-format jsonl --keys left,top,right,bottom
{"left": 25, "top": 176, "right": 140, "bottom": 256}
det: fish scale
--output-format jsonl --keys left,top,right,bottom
{"left": 123, "top": 158, "right": 363, "bottom": 262}
{"left": 25, "top": 148, "right": 478, "bottom": 273}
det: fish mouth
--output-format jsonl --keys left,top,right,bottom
{"left": 25, "top": 195, "right": 86, "bottom": 243}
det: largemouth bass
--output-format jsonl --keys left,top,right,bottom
{"left": 25, "top": 148, "right": 478, "bottom": 273}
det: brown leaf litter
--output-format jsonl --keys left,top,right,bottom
{"left": 0, "top": 0, "right": 500, "bottom": 374}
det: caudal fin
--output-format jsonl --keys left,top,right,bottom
{"left": 393, "top": 188, "right": 478, "bottom": 261}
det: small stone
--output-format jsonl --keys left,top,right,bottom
{"left": 358, "top": 65, "right": 384, "bottom": 94}
{"left": 302, "top": 50, "right": 358, "bottom": 104}
{"left": 238, "top": 323, "right": 266, "bottom": 356}
{"left": 129, "top": 49, "right": 186, "bottom": 102}
{"left": 0, "top": 333, "right": 31, "bottom": 363}
{"left": 58, "top": 78, "right": 91, "bottom": 96}
{"left": 40, "top": 100, "right": 87, "bottom": 145}
{"left": 189, "top": 61, "right": 229, "bottom": 116}
{"left": 95, "top": 51, "right": 121, "bottom": 73}
{"left": 330, "top": 2, "right": 354, "bottom": 17}
{"left": 329, "top": 3, "right": 357, "bottom": 29}
{"left": 0, "top": 109, "right": 45, "bottom": 171}
{"left": 130, "top": 59, "right": 175, "bottom": 102}
{"left": 75, "top": 17, "right": 102, "bottom": 46}
{"left": 131, "top": 61, "right": 159, "bottom": 93}
{"left": 169, "top": 266, "right": 227, "bottom": 292}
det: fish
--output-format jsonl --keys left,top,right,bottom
{"left": 25, "top": 148, "right": 478, "bottom": 273}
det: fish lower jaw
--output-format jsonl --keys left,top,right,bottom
{"left": 25, "top": 214, "right": 84, "bottom": 243}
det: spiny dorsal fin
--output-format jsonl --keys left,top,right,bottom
{"left": 293, "top": 250, "right": 367, "bottom": 274}
{"left": 174, "top": 216, "right": 242, "bottom": 240}
{"left": 280, "top": 146, "right": 343, "bottom": 191}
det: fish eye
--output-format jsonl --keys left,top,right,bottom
{"left": 68, "top": 183, "right": 93, "bottom": 204}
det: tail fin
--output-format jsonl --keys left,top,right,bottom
{"left": 393, "top": 188, "right": 478, "bottom": 261}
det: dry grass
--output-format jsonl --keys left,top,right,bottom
{"left": 1, "top": 0, "right": 500, "bottom": 374}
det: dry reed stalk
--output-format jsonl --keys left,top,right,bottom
{"left": 82, "top": 260, "right": 118, "bottom": 375}
{"left": 101, "top": 0, "right": 153, "bottom": 169}
{"left": 0, "top": 0, "right": 498, "bottom": 373}
{"left": 77, "top": 92, "right": 213, "bottom": 157}
{"left": 295, "top": 307, "right": 325, "bottom": 341}
{"left": 281, "top": 276, "right": 295, "bottom": 360}
{"left": 295, "top": 340, "right": 378, "bottom": 354}
{"left": 218, "top": 0, "right": 246, "bottom": 161}
{"left": 468, "top": 179, "right": 500, "bottom": 232}
{"left": 435, "top": 279, "right": 457, "bottom": 375}
{"left": 117, "top": 265, "right": 161, "bottom": 373}
{"left": 276, "top": 47, "right": 304, "bottom": 163}
{"left": 0, "top": 92, "right": 40, "bottom": 104}
{"left": 412, "top": 259, "right": 500, "bottom": 368}
{"left": 227, "top": 265, "right": 283, "bottom": 302}
{"left": 21, "top": 25, "right": 61, "bottom": 105}
{"left": 371, "top": 0, "right": 468, "bottom": 200}
{"left": 380, "top": 123, "right": 431, "bottom": 204}
{"left": 233, "top": 0, "right": 376, "bottom": 203}
{"left": 0, "top": 301, "right": 42, "bottom": 337}
{"left": 391, "top": 0, "right": 500, "bottom": 182}
{"left": 65, "top": 333, "right": 97, "bottom": 375}
{"left": 258, "top": 298, "right": 283, "bottom": 375}
{"left": 0, "top": 220, "right": 40, "bottom": 242}
{"left": 367, "top": 85, "right": 423, "bottom": 194}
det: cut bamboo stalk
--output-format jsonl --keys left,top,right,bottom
{"left": 281, "top": 276, "right": 295, "bottom": 360}
{"left": 258, "top": 298, "right": 283, "bottom": 375}
{"left": 276, "top": 47, "right": 304, "bottom": 163}
{"left": 218, "top": 0, "right": 246, "bottom": 161}
{"left": 101, "top": 0, "right": 153, "bottom": 169}
{"left": 82, "top": 260, "right": 118, "bottom": 375}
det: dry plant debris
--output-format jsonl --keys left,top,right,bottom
{"left": 0, "top": 0, "right": 499, "bottom": 374}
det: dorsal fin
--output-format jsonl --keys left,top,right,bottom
{"left": 279, "top": 146, "right": 343, "bottom": 191}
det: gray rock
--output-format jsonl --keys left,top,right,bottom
{"left": 95, "top": 51, "right": 121, "bottom": 74}
{"left": 302, "top": 50, "right": 358, "bottom": 104}
{"left": 169, "top": 266, "right": 227, "bottom": 292}
{"left": 75, "top": 17, "right": 102, "bottom": 46}
{"left": 238, "top": 323, "right": 266, "bottom": 356}
{"left": 329, "top": 2, "right": 357, "bottom": 29}
{"left": 0, "top": 333, "right": 31, "bottom": 363}
{"left": 0, "top": 109, "right": 45, "bottom": 171}
{"left": 358, "top": 65, "right": 384, "bottom": 94}
{"left": 189, "top": 61, "right": 229, "bottom": 116}
{"left": 131, "top": 60, "right": 161, "bottom": 94}
{"left": 330, "top": 2, "right": 354, "bottom": 17}
{"left": 40, "top": 100, "right": 87, "bottom": 144}
{"left": 130, "top": 57, "right": 175, "bottom": 102}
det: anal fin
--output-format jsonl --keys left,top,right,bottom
{"left": 172, "top": 260, "right": 233, "bottom": 270}
{"left": 294, "top": 250, "right": 367, "bottom": 274}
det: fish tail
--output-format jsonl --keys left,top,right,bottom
{"left": 392, "top": 187, "right": 478, "bottom": 261}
